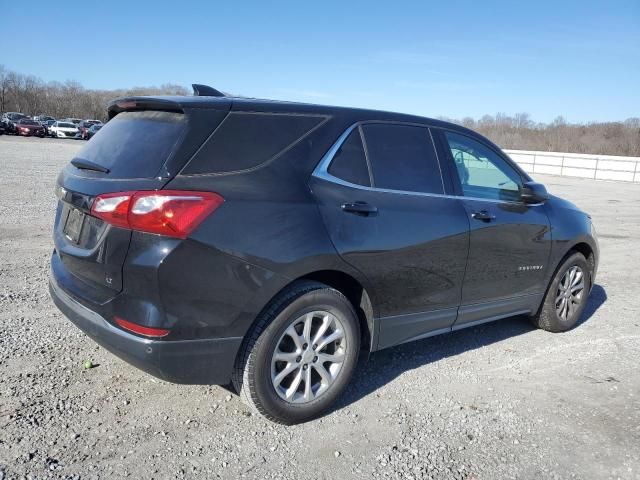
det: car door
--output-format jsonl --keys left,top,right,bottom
{"left": 310, "top": 122, "right": 470, "bottom": 349}
{"left": 435, "top": 129, "right": 552, "bottom": 328}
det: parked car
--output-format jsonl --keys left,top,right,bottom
{"left": 49, "top": 121, "right": 80, "bottom": 139}
{"left": 86, "top": 123, "right": 102, "bottom": 139}
{"left": 15, "top": 118, "right": 46, "bottom": 137}
{"left": 49, "top": 87, "right": 599, "bottom": 424}
{"left": 78, "top": 120, "right": 102, "bottom": 139}
{"left": 42, "top": 119, "right": 57, "bottom": 136}
{"left": 62, "top": 118, "right": 82, "bottom": 125}
{"left": 34, "top": 115, "right": 55, "bottom": 123}
{"left": 1, "top": 112, "right": 29, "bottom": 134}
{"left": 0, "top": 121, "right": 5, "bottom": 135}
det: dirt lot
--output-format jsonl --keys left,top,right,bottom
{"left": 0, "top": 134, "right": 638, "bottom": 480}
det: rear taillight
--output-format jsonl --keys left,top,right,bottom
{"left": 114, "top": 316, "right": 170, "bottom": 338}
{"left": 90, "top": 190, "right": 224, "bottom": 239}
{"left": 92, "top": 192, "right": 133, "bottom": 229}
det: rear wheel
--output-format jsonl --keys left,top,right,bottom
{"left": 531, "top": 252, "right": 591, "bottom": 332}
{"left": 232, "top": 281, "right": 360, "bottom": 424}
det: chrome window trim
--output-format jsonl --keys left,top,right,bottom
{"left": 312, "top": 122, "right": 542, "bottom": 207}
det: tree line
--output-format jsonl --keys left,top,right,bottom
{"left": 443, "top": 113, "right": 640, "bottom": 157}
{"left": 0, "top": 65, "right": 188, "bottom": 122}
{"left": 1, "top": 65, "right": 638, "bottom": 156}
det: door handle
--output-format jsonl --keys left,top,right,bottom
{"left": 341, "top": 201, "right": 378, "bottom": 216}
{"left": 471, "top": 210, "right": 496, "bottom": 222}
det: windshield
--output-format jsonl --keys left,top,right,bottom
{"left": 19, "top": 120, "right": 39, "bottom": 125}
{"left": 59, "top": 122, "right": 76, "bottom": 128}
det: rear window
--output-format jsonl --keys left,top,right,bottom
{"left": 182, "top": 112, "right": 325, "bottom": 175}
{"left": 71, "top": 111, "right": 186, "bottom": 178}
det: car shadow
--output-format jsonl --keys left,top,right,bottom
{"left": 335, "top": 284, "right": 608, "bottom": 411}
{"left": 576, "top": 284, "right": 607, "bottom": 326}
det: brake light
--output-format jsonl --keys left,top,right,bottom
{"left": 92, "top": 192, "right": 133, "bottom": 229}
{"left": 114, "top": 316, "right": 170, "bottom": 338}
{"left": 90, "top": 190, "right": 223, "bottom": 238}
{"left": 116, "top": 100, "right": 137, "bottom": 109}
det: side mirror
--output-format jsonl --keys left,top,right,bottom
{"left": 520, "top": 181, "right": 549, "bottom": 204}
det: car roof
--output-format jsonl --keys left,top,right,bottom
{"left": 108, "top": 94, "right": 480, "bottom": 134}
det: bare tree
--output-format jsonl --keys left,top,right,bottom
{"left": 0, "top": 67, "right": 191, "bottom": 122}
{"left": 443, "top": 112, "right": 640, "bottom": 156}
{"left": 0, "top": 65, "right": 9, "bottom": 113}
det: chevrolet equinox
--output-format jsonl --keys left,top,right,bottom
{"left": 49, "top": 85, "right": 599, "bottom": 424}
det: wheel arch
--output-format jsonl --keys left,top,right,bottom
{"left": 568, "top": 241, "right": 596, "bottom": 272}
{"left": 242, "top": 269, "right": 377, "bottom": 356}
{"left": 298, "top": 270, "right": 375, "bottom": 354}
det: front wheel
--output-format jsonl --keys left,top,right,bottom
{"left": 531, "top": 252, "right": 591, "bottom": 332}
{"left": 232, "top": 281, "right": 360, "bottom": 424}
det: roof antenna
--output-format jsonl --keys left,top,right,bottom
{"left": 192, "top": 84, "right": 226, "bottom": 97}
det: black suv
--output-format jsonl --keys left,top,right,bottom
{"left": 49, "top": 86, "right": 599, "bottom": 424}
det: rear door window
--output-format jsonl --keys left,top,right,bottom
{"left": 361, "top": 124, "right": 444, "bottom": 194}
{"left": 183, "top": 112, "right": 325, "bottom": 174}
{"left": 327, "top": 128, "right": 371, "bottom": 186}
{"left": 71, "top": 111, "right": 186, "bottom": 178}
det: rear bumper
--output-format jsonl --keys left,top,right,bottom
{"left": 49, "top": 269, "right": 242, "bottom": 385}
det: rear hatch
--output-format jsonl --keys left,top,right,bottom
{"left": 53, "top": 98, "right": 230, "bottom": 303}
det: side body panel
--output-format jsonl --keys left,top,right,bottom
{"left": 310, "top": 176, "right": 470, "bottom": 348}
{"left": 457, "top": 200, "right": 551, "bottom": 302}
{"left": 308, "top": 122, "right": 470, "bottom": 349}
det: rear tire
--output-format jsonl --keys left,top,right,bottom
{"left": 531, "top": 252, "right": 591, "bottom": 332}
{"left": 232, "top": 281, "right": 360, "bottom": 424}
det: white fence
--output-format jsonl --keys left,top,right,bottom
{"left": 504, "top": 149, "right": 640, "bottom": 183}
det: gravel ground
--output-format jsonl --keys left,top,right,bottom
{"left": 0, "top": 134, "right": 639, "bottom": 480}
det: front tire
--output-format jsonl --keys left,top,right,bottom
{"left": 232, "top": 281, "right": 360, "bottom": 424}
{"left": 531, "top": 252, "right": 591, "bottom": 332}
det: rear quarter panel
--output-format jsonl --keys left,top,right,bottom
{"left": 165, "top": 140, "right": 374, "bottom": 338}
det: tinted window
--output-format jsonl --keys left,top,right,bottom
{"left": 328, "top": 129, "right": 370, "bottom": 186}
{"left": 72, "top": 111, "right": 186, "bottom": 178}
{"left": 361, "top": 124, "right": 443, "bottom": 194}
{"left": 444, "top": 131, "right": 522, "bottom": 201}
{"left": 183, "top": 112, "right": 324, "bottom": 174}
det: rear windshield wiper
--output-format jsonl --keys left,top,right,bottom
{"left": 71, "top": 158, "right": 110, "bottom": 174}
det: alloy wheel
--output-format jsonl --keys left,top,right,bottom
{"left": 270, "top": 311, "right": 347, "bottom": 404}
{"left": 555, "top": 265, "right": 585, "bottom": 321}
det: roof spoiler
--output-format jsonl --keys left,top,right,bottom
{"left": 192, "top": 84, "right": 226, "bottom": 97}
{"left": 107, "top": 97, "right": 184, "bottom": 119}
